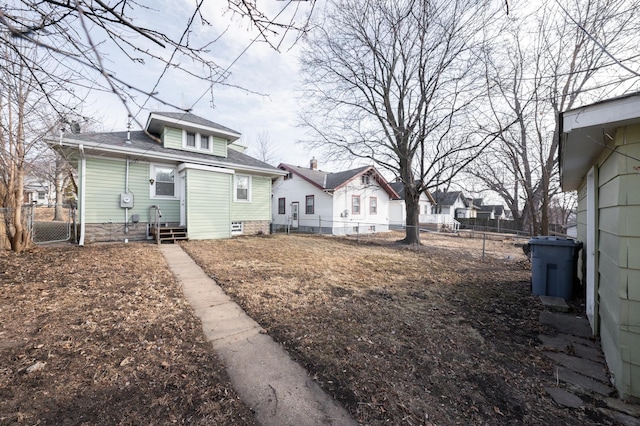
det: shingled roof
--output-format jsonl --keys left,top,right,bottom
{"left": 389, "top": 181, "right": 436, "bottom": 203}
{"left": 278, "top": 163, "right": 399, "bottom": 198}
{"left": 430, "top": 190, "right": 466, "bottom": 206}
{"left": 58, "top": 130, "right": 281, "bottom": 174}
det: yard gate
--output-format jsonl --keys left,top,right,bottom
{"left": 30, "top": 204, "right": 75, "bottom": 244}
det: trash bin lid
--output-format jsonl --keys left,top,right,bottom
{"left": 528, "top": 236, "right": 581, "bottom": 246}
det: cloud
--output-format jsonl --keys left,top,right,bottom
{"left": 82, "top": 0, "right": 317, "bottom": 167}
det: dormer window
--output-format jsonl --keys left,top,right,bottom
{"left": 186, "top": 131, "right": 196, "bottom": 147}
{"left": 182, "top": 130, "right": 212, "bottom": 152}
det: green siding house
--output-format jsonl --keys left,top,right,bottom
{"left": 47, "top": 112, "right": 284, "bottom": 244}
{"left": 560, "top": 93, "right": 640, "bottom": 402}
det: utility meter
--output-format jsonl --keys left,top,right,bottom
{"left": 120, "top": 192, "right": 134, "bottom": 208}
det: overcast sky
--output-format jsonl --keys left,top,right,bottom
{"left": 82, "top": 0, "right": 320, "bottom": 169}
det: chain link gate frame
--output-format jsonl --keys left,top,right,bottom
{"left": 30, "top": 204, "right": 75, "bottom": 244}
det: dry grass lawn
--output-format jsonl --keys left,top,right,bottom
{"left": 182, "top": 231, "right": 612, "bottom": 425}
{"left": 0, "top": 244, "right": 255, "bottom": 425}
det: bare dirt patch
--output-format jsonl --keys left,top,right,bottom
{"left": 182, "top": 232, "right": 614, "bottom": 425}
{"left": 0, "top": 243, "right": 255, "bottom": 425}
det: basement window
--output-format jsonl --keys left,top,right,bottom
{"left": 231, "top": 222, "right": 243, "bottom": 234}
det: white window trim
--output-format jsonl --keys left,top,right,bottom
{"left": 150, "top": 163, "right": 178, "bottom": 200}
{"left": 234, "top": 174, "right": 252, "bottom": 202}
{"left": 181, "top": 130, "right": 213, "bottom": 153}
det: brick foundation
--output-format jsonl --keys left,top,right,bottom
{"left": 84, "top": 222, "right": 151, "bottom": 243}
{"left": 238, "top": 220, "right": 270, "bottom": 236}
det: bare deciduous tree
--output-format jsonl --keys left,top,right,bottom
{"left": 0, "top": 1, "right": 314, "bottom": 251}
{"left": 470, "top": 0, "right": 640, "bottom": 235}
{"left": 0, "top": 41, "right": 58, "bottom": 252}
{"left": 299, "top": 0, "right": 500, "bottom": 245}
{"left": 249, "top": 130, "right": 279, "bottom": 166}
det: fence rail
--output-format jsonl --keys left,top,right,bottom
{"left": 0, "top": 204, "right": 75, "bottom": 248}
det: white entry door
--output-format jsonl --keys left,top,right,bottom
{"left": 291, "top": 202, "right": 299, "bottom": 228}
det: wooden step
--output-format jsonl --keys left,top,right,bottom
{"left": 151, "top": 226, "right": 188, "bottom": 244}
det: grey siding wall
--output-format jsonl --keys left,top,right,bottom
{"left": 586, "top": 123, "right": 640, "bottom": 401}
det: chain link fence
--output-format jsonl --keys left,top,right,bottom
{"left": 32, "top": 204, "right": 75, "bottom": 244}
{"left": 0, "top": 204, "right": 75, "bottom": 248}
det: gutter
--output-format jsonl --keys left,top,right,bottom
{"left": 79, "top": 144, "right": 86, "bottom": 246}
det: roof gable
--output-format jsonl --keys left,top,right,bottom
{"left": 431, "top": 190, "right": 465, "bottom": 206}
{"left": 279, "top": 163, "right": 399, "bottom": 198}
{"left": 145, "top": 112, "right": 241, "bottom": 142}
{"left": 561, "top": 92, "right": 640, "bottom": 190}
{"left": 389, "top": 181, "right": 436, "bottom": 203}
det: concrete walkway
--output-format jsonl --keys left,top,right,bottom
{"left": 160, "top": 244, "right": 356, "bottom": 426}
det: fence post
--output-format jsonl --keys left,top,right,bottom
{"left": 482, "top": 232, "right": 486, "bottom": 261}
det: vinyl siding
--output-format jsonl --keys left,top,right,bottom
{"left": 84, "top": 157, "right": 125, "bottom": 223}
{"left": 231, "top": 175, "right": 271, "bottom": 221}
{"left": 212, "top": 136, "right": 227, "bottom": 157}
{"left": 595, "top": 124, "right": 640, "bottom": 400}
{"left": 162, "top": 127, "right": 182, "bottom": 150}
{"left": 84, "top": 157, "right": 179, "bottom": 224}
{"left": 185, "top": 169, "right": 231, "bottom": 239}
{"left": 163, "top": 126, "right": 228, "bottom": 157}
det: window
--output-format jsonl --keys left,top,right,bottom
{"left": 361, "top": 175, "right": 370, "bottom": 185}
{"left": 200, "top": 135, "right": 210, "bottom": 150}
{"left": 305, "top": 195, "right": 314, "bottom": 214}
{"left": 370, "top": 197, "right": 377, "bottom": 214}
{"left": 153, "top": 166, "right": 176, "bottom": 197}
{"left": 278, "top": 198, "right": 286, "bottom": 215}
{"left": 235, "top": 175, "right": 250, "bottom": 201}
{"left": 284, "top": 172, "right": 293, "bottom": 180}
{"left": 37, "top": 192, "right": 46, "bottom": 200}
{"left": 352, "top": 195, "right": 360, "bottom": 214}
{"left": 183, "top": 130, "right": 212, "bottom": 152}
{"left": 185, "top": 131, "right": 196, "bottom": 147}
{"left": 231, "top": 222, "right": 243, "bottom": 234}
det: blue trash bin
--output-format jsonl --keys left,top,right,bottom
{"left": 529, "top": 236, "right": 582, "bottom": 300}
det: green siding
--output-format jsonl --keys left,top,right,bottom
{"left": 212, "top": 136, "right": 227, "bottom": 157}
{"left": 162, "top": 126, "right": 228, "bottom": 158}
{"left": 84, "top": 157, "right": 126, "bottom": 223}
{"left": 84, "top": 157, "right": 179, "bottom": 224}
{"left": 186, "top": 169, "right": 231, "bottom": 239}
{"left": 231, "top": 175, "right": 271, "bottom": 221}
{"left": 163, "top": 127, "right": 183, "bottom": 150}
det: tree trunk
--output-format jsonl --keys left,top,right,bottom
{"left": 403, "top": 189, "right": 421, "bottom": 245}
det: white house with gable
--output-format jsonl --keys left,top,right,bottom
{"left": 272, "top": 159, "right": 399, "bottom": 235}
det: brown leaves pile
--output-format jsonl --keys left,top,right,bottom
{"left": 0, "top": 244, "right": 255, "bottom": 425}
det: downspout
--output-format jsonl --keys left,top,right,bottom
{"left": 79, "top": 144, "right": 86, "bottom": 246}
{"left": 124, "top": 157, "right": 130, "bottom": 235}
{"left": 124, "top": 117, "right": 132, "bottom": 236}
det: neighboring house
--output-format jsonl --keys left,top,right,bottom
{"left": 430, "top": 190, "right": 477, "bottom": 219}
{"left": 272, "top": 159, "right": 398, "bottom": 235}
{"left": 560, "top": 93, "right": 640, "bottom": 401}
{"left": 388, "top": 181, "right": 435, "bottom": 229}
{"left": 564, "top": 222, "right": 577, "bottom": 238}
{"left": 47, "top": 112, "right": 284, "bottom": 244}
{"left": 24, "top": 180, "right": 52, "bottom": 205}
{"left": 477, "top": 204, "right": 507, "bottom": 220}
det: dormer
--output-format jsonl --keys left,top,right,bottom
{"left": 145, "top": 112, "right": 241, "bottom": 158}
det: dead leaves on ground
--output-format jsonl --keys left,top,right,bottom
{"left": 0, "top": 244, "right": 255, "bottom": 426}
